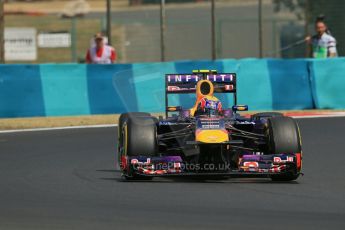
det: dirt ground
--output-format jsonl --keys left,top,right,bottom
{"left": 1, "top": 110, "right": 344, "bottom": 130}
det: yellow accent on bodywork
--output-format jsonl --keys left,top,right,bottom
{"left": 193, "top": 69, "right": 217, "bottom": 73}
{"left": 196, "top": 80, "right": 215, "bottom": 97}
{"left": 196, "top": 130, "right": 229, "bottom": 143}
{"left": 190, "top": 80, "right": 217, "bottom": 116}
{"left": 236, "top": 105, "right": 247, "bottom": 111}
{"left": 167, "top": 107, "right": 177, "bottom": 111}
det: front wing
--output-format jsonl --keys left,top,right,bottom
{"left": 120, "top": 153, "right": 302, "bottom": 178}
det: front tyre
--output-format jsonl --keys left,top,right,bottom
{"left": 267, "top": 117, "right": 301, "bottom": 154}
{"left": 119, "top": 114, "right": 158, "bottom": 180}
{"left": 123, "top": 115, "right": 158, "bottom": 157}
{"left": 251, "top": 112, "right": 283, "bottom": 121}
{"left": 267, "top": 117, "right": 302, "bottom": 181}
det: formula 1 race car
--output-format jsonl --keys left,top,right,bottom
{"left": 117, "top": 70, "right": 303, "bottom": 181}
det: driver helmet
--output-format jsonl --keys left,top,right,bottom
{"left": 196, "top": 96, "right": 222, "bottom": 116}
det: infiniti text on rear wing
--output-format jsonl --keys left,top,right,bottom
{"left": 166, "top": 73, "right": 236, "bottom": 94}
{"left": 165, "top": 73, "right": 237, "bottom": 116}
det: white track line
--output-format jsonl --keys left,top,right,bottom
{"left": 291, "top": 114, "right": 345, "bottom": 119}
{"left": 1, "top": 113, "right": 345, "bottom": 133}
{"left": 0, "top": 124, "right": 117, "bottom": 134}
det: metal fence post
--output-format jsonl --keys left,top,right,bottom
{"left": 106, "top": 0, "right": 112, "bottom": 45}
{"left": 211, "top": 0, "right": 216, "bottom": 60}
{"left": 216, "top": 19, "right": 222, "bottom": 59}
{"left": 304, "top": 0, "right": 310, "bottom": 57}
{"left": 258, "top": 0, "right": 263, "bottom": 58}
{"left": 71, "top": 18, "right": 77, "bottom": 62}
{"left": 0, "top": 0, "right": 4, "bottom": 63}
{"left": 160, "top": 0, "right": 166, "bottom": 62}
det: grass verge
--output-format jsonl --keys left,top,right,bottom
{"left": 1, "top": 110, "right": 344, "bottom": 131}
{"left": 0, "top": 114, "right": 119, "bottom": 130}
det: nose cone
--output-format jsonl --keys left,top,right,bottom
{"left": 195, "top": 130, "right": 229, "bottom": 143}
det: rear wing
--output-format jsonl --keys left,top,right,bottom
{"left": 165, "top": 71, "right": 237, "bottom": 117}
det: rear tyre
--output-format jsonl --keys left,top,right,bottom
{"left": 267, "top": 117, "right": 302, "bottom": 181}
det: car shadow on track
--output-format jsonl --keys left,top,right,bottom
{"left": 96, "top": 169, "right": 121, "bottom": 173}
{"left": 96, "top": 169, "right": 299, "bottom": 184}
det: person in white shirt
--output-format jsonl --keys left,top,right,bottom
{"left": 86, "top": 33, "right": 116, "bottom": 64}
{"left": 306, "top": 20, "right": 338, "bottom": 58}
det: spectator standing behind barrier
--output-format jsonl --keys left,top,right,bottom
{"left": 86, "top": 33, "right": 116, "bottom": 64}
{"left": 306, "top": 20, "right": 338, "bottom": 58}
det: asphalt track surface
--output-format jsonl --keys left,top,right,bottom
{"left": 0, "top": 117, "right": 345, "bottom": 230}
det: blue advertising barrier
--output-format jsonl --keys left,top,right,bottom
{"left": 0, "top": 58, "right": 343, "bottom": 118}
{"left": 235, "top": 59, "right": 313, "bottom": 110}
{"left": 40, "top": 64, "right": 90, "bottom": 116}
{"left": 309, "top": 58, "right": 345, "bottom": 109}
{"left": 0, "top": 65, "right": 45, "bottom": 117}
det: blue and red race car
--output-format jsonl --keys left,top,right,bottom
{"left": 117, "top": 70, "right": 303, "bottom": 181}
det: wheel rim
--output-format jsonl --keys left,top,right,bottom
{"left": 122, "top": 123, "right": 128, "bottom": 156}
{"left": 118, "top": 123, "right": 128, "bottom": 164}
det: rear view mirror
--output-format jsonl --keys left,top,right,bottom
{"left": 232, "top": 105, "right": 248, "bottom": 111}
{"left": 166, "top": 106, "right": 182, "bottom": 112}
